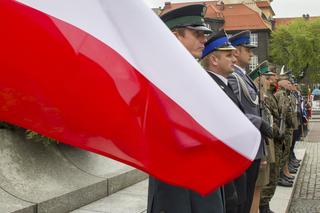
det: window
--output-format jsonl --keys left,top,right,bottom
{"left": 249, "top": 55, "right": 258, "bottom": 71}
{"left": 250, "top": 33, "right": 258, "bottom": 46}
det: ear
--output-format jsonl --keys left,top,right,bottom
{"left": 233, "top": 48, "right": 240, "bottom": 57}
{"left": 209, "top": 54, "right": 219, "bottom": 67}
{"left": 172, "top": 31, "right": 180, "bottom": 40}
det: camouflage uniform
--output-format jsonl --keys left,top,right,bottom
{"left": 283, "top": 92, "right": 296, "bottom": 164}
{"left": 275, "top": 88, "right": 293, "bottom": 168}
{"left": 290, "top": 92, "right": 299, "bottom": 131}
{"left": 255, "top": 92, "right": 272, "bottom": 187}
{"left": 260, "top": 90, "right": 284, "bottom": 207}
{"left": 291, "top": 90, "right": 303, "bottom": 159}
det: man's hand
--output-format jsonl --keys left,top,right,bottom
{"left": 260, "top": 160, "right": 267, "bottom": 169}
{"left": 260, "top": 119, "right": 273, "bottom": 138}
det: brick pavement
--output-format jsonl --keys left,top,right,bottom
{"left": 289, "top": 116, "right": 320, "bottom": 213}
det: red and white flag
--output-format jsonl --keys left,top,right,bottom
{"left": 0, "top": 0, "right": 260, "bottom": 195}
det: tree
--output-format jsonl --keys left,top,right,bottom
{"left": 270, "top": 18, "right": 320, "bottom": 83}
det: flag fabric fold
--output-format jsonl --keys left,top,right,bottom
{"left": 0, "top": 0, "right": 261, "bottom": 195}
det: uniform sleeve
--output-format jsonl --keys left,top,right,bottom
{"left": 272, "top": 114, "right": 281, "bottom": 139}
{"left": 286, "top": 99, "right": 294, "bottom": 128}
{"left": 275, "top": 91, "right": 284, "bottom": 107}
{"left": 245, "top": 113, "right": 262, "bottom": 129}
{"left": 227, "top": 74, "right": 240, "bottom": 99}
{"left": 265, "top": 97, "right": 281, "bottom": 139}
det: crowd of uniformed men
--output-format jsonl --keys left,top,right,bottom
{"left": 147, "top": 4, "right": 309, "bottom": 213}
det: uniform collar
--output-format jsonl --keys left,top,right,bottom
{"left": 206, "top": 70, "right": 228, "bottom": 86}
{"left": 234, "top": 64, "right": 246, "bottom": 75}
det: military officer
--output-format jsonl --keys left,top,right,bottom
{"left": 284, "top": 79, "right": 297, "bottom": 175}
{"left": 247, "top": 61, "right": 276, "bottom": 213}
{"left": 289, "top": 82, "right": 303, "bottom": 169}
{"left": 288, "top": 80, "right": 301, "bottom": 173}
{"left": 228, "top": 30, "right": 272, "bottom": 213}
{"left": 259, "top": 65, "right": 285, "bottom": 213}
{"left": 147, "top": 5, "right": 225, "bottom": 213}
{"left": 275, "top": 73, "right": 294, "bottom": 186}
{"left": 201, "top": 30, "right": 247, "bottom": 213}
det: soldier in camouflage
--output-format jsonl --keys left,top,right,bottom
{"left": 287, "top": 81, "right": 300, "bottom": 173}
{"left": 249, "top": 61, "right": 273, "bottom": 213}
{"left": 289, "top": 83, "right": 303, "bottom": 170}
{"left": 275, "top": 76, "right": 295, "bottom": 186}
{"left": 259, "top": 66, "right": 286, "bottom": 213}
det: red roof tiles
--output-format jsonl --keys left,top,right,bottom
{"left": 256, "top": 1, "right": 275, "bottom": 16}
{"left": 222, "top": 4, "right": 270, "bottom": 30}
{"left": 161, "top": 1, "right": 271, "bottom": 31}
{"left": 256, "top": 1, "right": 270, "bottom": 8}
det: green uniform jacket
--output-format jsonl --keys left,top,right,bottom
{"left": 264, "top": 91, "right": 282, "bottom": 141}
{"left": 275, "top": 88, "right": 293, "bottom": 132}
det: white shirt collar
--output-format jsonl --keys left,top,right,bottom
{"left": 207, "top": 70, "right": 228, "bottom": 86}
{"left": 234, "top": 64, "right": 246, "bottom": 75}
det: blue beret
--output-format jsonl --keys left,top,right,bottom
{"left": 229, "top": 30, "right": 257, "bottom": 48}
{"left": 202, "top": 30, "right": 235, "bottom": 58}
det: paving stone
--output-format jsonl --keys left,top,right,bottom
{"left": 289, "top": 115, "right": 320, "bottom": 212}
{"left": 270, "top": 149, "right": 305, "bottom": 213}
{"left": 290, "top": 199, "right": 320, "bottom": 213}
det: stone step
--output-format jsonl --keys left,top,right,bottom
{"left": 71, "top": 180, "right": 148, "bottom": 213}
{"left": 0, "top": 188, "right": 35, "bottom": 213}
{"left": 311, "top": 114, "right": 320, "bottom": 119}
{"left": 74, "top": 149, "right": 306, "bottom": 213}
{"left": 312, "top": 111, "right": 320, "bottom": 116}
{"left": 0, "top": 129, "right": 147, "bottom": 213}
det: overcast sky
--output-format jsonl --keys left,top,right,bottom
{"left": 143, "top": 0, "right": 320, "bottom": 18}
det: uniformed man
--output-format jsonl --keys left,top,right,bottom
{"left": 228, "top": 30, "right": 272, "bottom": 212}
{"left": 284, "top": 79, "right": 298, "bottom": 175}
{"left": 289, "top": 82, "right": 303, "bottom": 168}
{"left": 259, "top": 65, "right": 285, "bottom": 213}
{"left": 288, "top": 81, "right": 301, "bottom": 172}
{"left": 275, "top": 72, "right": 295, "bottom": 187}
{"left": 201, "top": 30, "right": 246, "bottom": 213}
{"left": 247, "top": 61, "right": 276, "bottom": 213}
{"left": 147, "top": 5, "right": 225, "bottom": 213}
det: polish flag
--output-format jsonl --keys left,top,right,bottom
{"left": 0, "top": 0, "right": 260, "bottom": 195}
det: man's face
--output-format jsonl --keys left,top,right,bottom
{"left": 269, "top": 75, "right": 277, "bottom": 85}
{"left": 214, "top": 51, "right": 237, "bottom": 76}
{"left": 233, "top": 46, "right": 253, "bottom": 66}
{"left": 279, "top": 80, "right": 291, "bottom": 90}
{"left": 261, "top": 76, "right": 270, "bottom": 89}
{"left": 289, "top": 83, "right": 295, "bottom": 91}
{"left": 174, "top": 28, "right": 207, "bottom": 59}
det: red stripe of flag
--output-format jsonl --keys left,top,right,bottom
{"left": 0, "top": 1, "right": 250, "bottom": 194}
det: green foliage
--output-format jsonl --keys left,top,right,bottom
{"left": 25, "top": 130, "right": 58, "bottom": 146}
{"left": 270, "top": 18, "right": 320, "bottom": 83}
{"left": 0, "top": 121, "right": 58, "bottom": 145}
